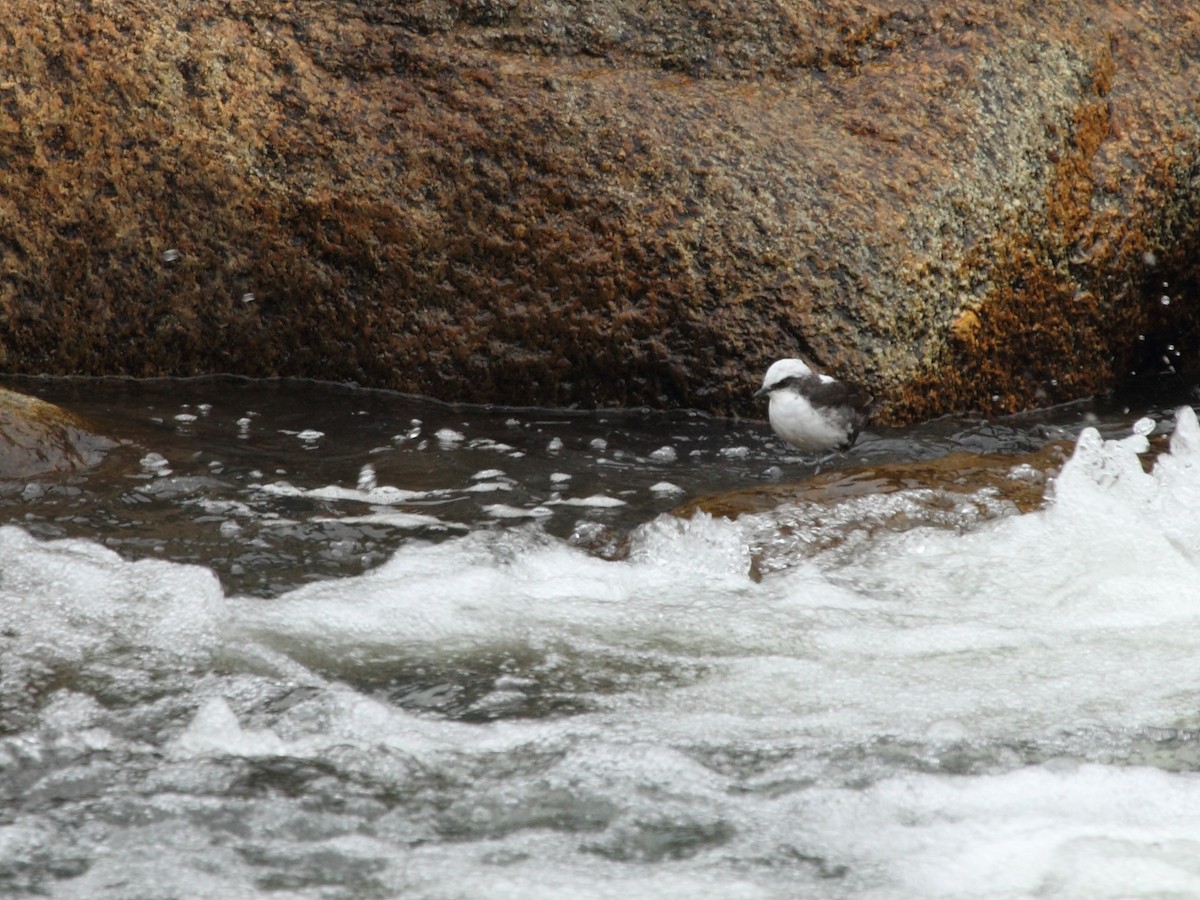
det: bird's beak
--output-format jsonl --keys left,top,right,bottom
{"left": 753, "top": 386, "right": 769, "bottom": 399}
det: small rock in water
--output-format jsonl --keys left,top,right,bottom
{"left": 568, "top": 520, "right": 631, "bottom": 561}
{"left": 0, "top": 387, "right": 114, "bottom": 478}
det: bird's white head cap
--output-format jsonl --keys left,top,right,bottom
{"left": 759, "top": 358, "right": 815, "bottom": 393}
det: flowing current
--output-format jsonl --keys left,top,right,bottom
{"left": 4, "top": 377, "right": 1200, "bottom": 899}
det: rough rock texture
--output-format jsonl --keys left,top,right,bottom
{"left": 0, "top": 386, "right": 112, "bottom": 477}
{"left": 2, "top": 1, "right": 1199, "bottom": 422}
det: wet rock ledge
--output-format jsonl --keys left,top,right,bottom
{"left": 2, "top": 2, "right": 1200, "bottom": 422}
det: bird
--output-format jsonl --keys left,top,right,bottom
{"left": 754, "top": 358, "right": 871, "bottom": 454}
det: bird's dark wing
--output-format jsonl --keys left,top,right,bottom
{"left": 799, "top": 377, "right": 872, "bottom": 414}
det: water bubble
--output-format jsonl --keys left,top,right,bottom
{"left": 1132, "top": 417, "right": 1155, "bottom": 437}
{"left": 1161, "top": 296, "right": 1171, "bottom": 306}
{"left": 139, "top": 452, "right": 171, "bottom": 475}
{"left": 590, "top": 438, "right": 608, "bottom": 450}
{"left": 547, "top": 437, "right": 564, "bottom": 452}
{"left": 162, "top": 248, "right": 180, "bottom": 263}
{"left": 649, "top": 446, "right": 678, "bottom": 463}
{"left": 436, "top": 428, "right": 465, "bottom": 444}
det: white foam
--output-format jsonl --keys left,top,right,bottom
{"left": 548, "top": 494, "right": 627, "bottom": 508}
{"left": 312, "top": 511, "right": 453, "bottom": 529}
{"left": 15, "top": 410, "right": 1200, "bottom": 898}
{"left": 471, "top": 468, "right": 507, "bottom": 481}
{"left": 255, "top": 481, "right": 433, "bottom": 504}
{"left": 482, "top": 504, "right": 553, "bottom": 519}
{"left": 170, "top": 696, "right": 288, "bottom": 758}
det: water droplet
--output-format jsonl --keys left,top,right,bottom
{"left": 356, "top": 464, "right": 377, "bottom": 491}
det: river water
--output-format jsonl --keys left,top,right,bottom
{"left": 3, "top": 375, "right": 1200, "bottom": 898}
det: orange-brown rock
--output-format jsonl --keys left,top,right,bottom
{"left": 679, "top": 442, "right": 1074, "bottom": 522}
{"left": 2, "top": 2, "right": 1199, "bottom": 421}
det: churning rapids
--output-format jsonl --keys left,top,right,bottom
{"left": 4, "top": 376, "right": 1200, "bottom": 899}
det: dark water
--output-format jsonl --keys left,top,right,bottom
{"left": 2, "top": 374, "right": 1176, "bottom": 598}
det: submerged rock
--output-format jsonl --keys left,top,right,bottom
{"left": 0, "top": 387, "right": 112, "bottom": 478}
{"left": 680, "top": 442, "right": 1074, "bottom": 522}
{"left": 2, "top": 2, "right": 1199, "bottom": 421}
{"left": 679, "top": 442, "right": 1077, "bottom": 578}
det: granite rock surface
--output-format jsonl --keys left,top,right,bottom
{"left": 2, "top": 1, "right": 1199, "bottom": 421}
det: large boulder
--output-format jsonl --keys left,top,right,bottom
{"left": 2, "top": 1, "right": 1198, "bottom": 422}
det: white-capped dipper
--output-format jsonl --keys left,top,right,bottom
{"left": 754, "top": 358, "right": 871, "bottom": 453}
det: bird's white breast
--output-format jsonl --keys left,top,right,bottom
{"left": 767, "top": 390, "right": 852, "bottom": 452}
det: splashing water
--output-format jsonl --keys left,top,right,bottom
{"left": 3, "top": 380, "right": 1200, "bottom": 897}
